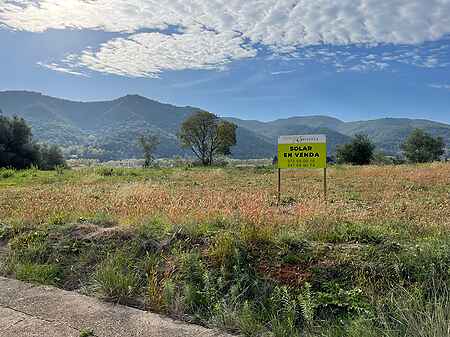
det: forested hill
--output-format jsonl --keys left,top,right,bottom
{"left": 1, "top": 91, "right": 449, "bottom": 160}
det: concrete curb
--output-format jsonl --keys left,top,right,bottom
{"left": 0, "top": 277, "right": 233, "bottom": 337}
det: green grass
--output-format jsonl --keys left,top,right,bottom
{"left": 14, "top": 262, "right": 61, "bottom": 285}
{"left": 1, "top": 164, "right": 450, "bottom": 336}
{"left": 93, "top": 251, "right": 141, "bottom": 305}
{"left": 1, "top": 216, "right": 449, "bottom": 336}
{"left": 79, "top": 328, "right": 95, "bottom": 337}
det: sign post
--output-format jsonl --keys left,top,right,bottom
{"left": 277, "top": 135, "right": 327, "bottom": 204}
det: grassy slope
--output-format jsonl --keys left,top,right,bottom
{"left": 1, "top": 164, "right": 450, "bottom": 336}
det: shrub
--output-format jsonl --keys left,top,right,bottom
{"left": 38, "top": 144, "right": 66, "bottom": 170}
{"left": 337, "top": 134, "right": 375, "bottom": 165}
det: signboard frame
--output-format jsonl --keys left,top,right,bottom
{"left": 277, "top": 134, "right": 328, "bottom": 205}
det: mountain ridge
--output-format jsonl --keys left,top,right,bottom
{"left": 1, "top": 90, "right": 449, "bottom": 160}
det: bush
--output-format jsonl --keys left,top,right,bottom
{"left": 38, "top": 144, "right": 66, "bottom": 170}
{"left": 337, "top": 134, "right": 375, "bottom": 165}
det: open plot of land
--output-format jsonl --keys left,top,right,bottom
{"left": 1, "top": 164, "right": 449, "bottom": 232}
{"left": 1, "top": 163, "right": 450, "bottom": 337}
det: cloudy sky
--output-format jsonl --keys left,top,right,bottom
{"left": 1, "top": 0, "right": 450, "bottom": 122}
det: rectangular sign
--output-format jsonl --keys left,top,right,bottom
{"left": 278, "top": 134, "right": 327, "bottom": 169}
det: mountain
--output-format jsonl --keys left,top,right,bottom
{"left": 335, "top": 118, "right": 450, "bottom": 154}
{"left": 225, "top": 117, "right": 351, "bottom": 155}
{"left": 227, "top": 116, "right": 450, "bottom": 157}
{"left": 0, "top": 90, "right": 449, "bottom": 160}
{"left": 0, "top": 91, "right": 275, "bottom": 160}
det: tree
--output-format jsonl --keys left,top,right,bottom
{"left": 178, "top": 111, "right": 237, "bottom": 166}
{"left": 336, "top": 134, "right": 375, "bottom": 165}
{"left": 0, "top": 115, "right": 66, "bottom": 170}
{"left": 138, "top": 134, "right": 160, "bottom": 167}
{"left": 39, "top": 144, "right": 66, "bottom": 170}
{"left": 0, "top": 116, "right": 41, "bottom": 169}
{"left": 401, "top": 129, "right": 445, "bottom": 163}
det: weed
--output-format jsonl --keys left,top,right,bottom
{"left": 142, "top": 253, "right": 165, "bottom": 311}
{"left": 0, "top": 168, "right": 15, "bottom": 179}
{"left": 9, "top": 231, "right": 50, "bottom": 263}
{"left": 374, "top": 285, "right": 450, "bottom": 337}
{"left": 79, "top": 328, "right": 95, "bottom": 337}
{"left": 90, "top": 212, "right": 118, "bottom": 228}
{"left": 14, "top": 262, "right": 61, "bottom": 285}
{"left": 96, "top": 167, "right": 114, "bottom": 176}
{"left": 55, "top": 165, "right": 66, "bottom": 175}
{"left": 2, "top": 164, "right": 450, "bottom": 336}
{"left": 47, "top": 212, "right": 70, "bottom": 226}
{"left": 93, "top": 251, "right": 141, "bottom": 305}
{"left": 0, "top": 223, "right": 10, "bottom": 240}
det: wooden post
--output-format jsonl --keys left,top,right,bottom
{"left": 277, "top": 168, "right": 281, "bottom": 206}
{"left": 324, "top": 167, "right": 327, "bottom": 202}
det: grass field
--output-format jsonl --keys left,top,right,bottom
{"left": 1, "top": 163, "right": 450, "bottom": 336}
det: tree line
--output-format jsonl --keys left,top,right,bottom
{"left": 336, "top": 129, "right": 446, "bottom": 165}
{"left": 0, "top": 108, "right": 447, "bottom": 170}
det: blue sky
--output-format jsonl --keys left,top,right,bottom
{"left": 1, "top": 0, "right": 450, "bottom": 123}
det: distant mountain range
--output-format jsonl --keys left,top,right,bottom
{"left": 1, "top": 91, "right": 449, "bottom": 160}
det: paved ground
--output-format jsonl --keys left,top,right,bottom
{"left": 0, "top": 277, "right": 233, "bottom": 337}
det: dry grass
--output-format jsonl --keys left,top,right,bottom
{"left": 1, "top": 163, "right": 450, "bottom": 240}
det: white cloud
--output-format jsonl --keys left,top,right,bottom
{"left": 1, "top": 0, "right": 450, "bottom": 77}
{"left": 37, "top": 61, "right": 89, "bottom": 77}
{"left": 70, "top": 30, "right": 256, "bottom": 78}
{"left": 271, "top": 70, "right": 296, "bottom": 75}
{"left": 428, "top": 83, "right": 450, "bottom": 90}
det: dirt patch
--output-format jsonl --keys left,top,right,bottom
{"left": 258, "top": 262, "right": 312, "bottom": 286}
{"left": 68, "top": 223, "right": 132, "bottom": 241}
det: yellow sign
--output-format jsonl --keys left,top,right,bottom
{"left": 278, "top": 135, "right": 327, "bottom": 169}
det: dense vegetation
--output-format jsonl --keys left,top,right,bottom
{"left": 1, "top": 163, "right": 449, "bottom": 336}
{"left": 336, "top": 134, "right": 375, "bottom": 165}
{"left": 0, "top": 115, "right": 65, "bottom": 170}
{"left": 1, "top": 91, "right": 450, "bottom": 161}
{"left": 401, "top": 129, "right": 445, "bottom": 163}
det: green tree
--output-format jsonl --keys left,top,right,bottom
{"left": 178, "top": 111, "right": 237, "bottom": 166}
{"left": 0, "top": 116, "right": 66, "bottom": 170}
{"left": 0, "top": 116, "right": 41, "bottom": 169}
{"left": 336, "top": 134, "right": 375, "bottom": 165}
{"left": 39, "top": 144, "right": 66, "bottom": 170}
{"left": 401, "top": 129, "right": 445, "bottom": 163}
{"left": 138, "top": 134, "right": 160, "bottom": 168}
